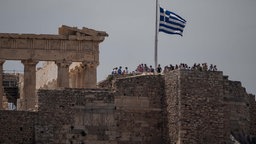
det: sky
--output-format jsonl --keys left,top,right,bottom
{"left": 0, "top": 0, "right": 255, "bottom": 95}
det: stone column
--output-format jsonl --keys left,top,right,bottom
{"left": 22, "top": 59, "right": 38, "bottom": 111}
{"left": 69, "top": 69, "right": 76, "bottom": 88}
{"left": 74, "top": 67, "right": 79, "bottom": 88}
{"left": 56, "top": 60, "right": 71, "bottom": 88}
{"left": 75, "top": 67, "right": 83, "bottom": 88}
{"left": 0, "top": 60, "right": 5, "bottom": 110}
{"left": 79, "top": 65, "right": 85, "bottom": 88}
{"left": 81, "top": 62, "right": 98, "bottom": 88}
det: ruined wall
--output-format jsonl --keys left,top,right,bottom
{"left": 113, "top": 75, "right": 167, "bottom": 144}
{"left": 36, "top": 88, "right": 116, "bottom": 144}
{"left": 35, "top": 75, "right": 167, "bottom": 144}
{"left": 223, "top": 79, "right": 250, "bottom": 135}
{"left": 0, "top": 110, "right": 36, "bottom": 144}
{"left": 249, "top": 94, "right": 256, "bottom": 136}
{"left": 0, "top": 70, "right": 255, "bottom": 144}
{"left": 165, "top": 70, "right": 228, "bottom": 144}
{"left": 36, "top": 61, "right": 87, "bottom": 89}
{"left": 34, "top": 72, "right": 256, "bottom": 144}
{"left": 223, "top": 78, "right": 256, "bottom": 143}
{"left": 36, "top": 62, "right": 57, "bottom": 89}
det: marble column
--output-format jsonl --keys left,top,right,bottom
{"left": 0, "top": 60, "right": 5, "bottom": 110}
{"left": 56, "top": 60, "right": 71, "bottom": 88}
{"left": 74, "top": 67, "right": 79, "bottom": 88}
{"left": 75, "top": 67, "right": 83, "bottom": 88}
{"left": 69, "top": 69, "right": 76, "bottom": 88}
{"left": 81, "top": 62, "right": 98, "bottom": 88}
{"left": 79, "top": 64, "right": 85, "bottom": 88}
{"left": 22, "top": 59, "right": 38, "bottom": 111}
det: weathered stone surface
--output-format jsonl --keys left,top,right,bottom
{"left": 36, "top": 88, "right": 115, "bottom": 144}
{"left": 0, "top": 25, "right": 107, "bottom": 62}
{"left": 114, "top": 75, "right": 166, "bottom": 144}
{"left": 164, "top": 69, "right": 256, "bottom": 144}
{"left": 0, "top": 70, "right": 255, "bottom": 144}
{"left": 223, "top": 79, "right": 251, "bottom": 140}
{"left": 0, "top": 110, "right": 37, "bottom": 144}
{"left": 249, "top": 94, "right": 256, "bottom": 136}
{"left": 0, "top": 60, "right": 5, "bottom": 109}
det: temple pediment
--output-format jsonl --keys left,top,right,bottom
{"left": 59, "top": 25, "right": 108, "bottom": 37}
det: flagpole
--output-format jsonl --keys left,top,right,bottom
{"left": 154, "top": 0, "right": 159, "bottom": 70}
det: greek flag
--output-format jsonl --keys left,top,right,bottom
{"left": 159, "top": 7, "right": 186, "bottom": 36}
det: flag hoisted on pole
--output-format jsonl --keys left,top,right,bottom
{"left": 154, "top": 0, "right": 186, "bottom": 70}
{"left": 159, "top": 7, "right": 186, "bottom": 36}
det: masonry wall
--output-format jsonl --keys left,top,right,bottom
{"left": 113, "top": 75, "right": 167, "bottom": 144}
{"left": 0, "top": 110, "right": 37, "bottom": 144}
{"left": 164, "top": 70, "right": 180, "bottom": 143}
{"left": 0, "top": 70, "right": 255, "bottom": 144}
{"left": 249, "top": 94, "right": 256, "bottom": 136}
{"left": 36, "top": 88, "right": 116, "bottom": 144}
{"left": 35, "top": 75, "right": 167, "bottom": 144}
{"left": 36, "top": 62, "right": 57, "bottom": 89}
{"left": 165, "top": 70, "right": 228, "bottom": 144}
{"left": 223, "top": 79, "right": 250, "bottom": 135}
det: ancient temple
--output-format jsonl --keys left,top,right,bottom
{"left": 0, "top": 25, "right": 108, "bottom": 110}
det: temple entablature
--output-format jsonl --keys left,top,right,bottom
{"left": 0, "top": 25, "right": 108, "bottom": 62}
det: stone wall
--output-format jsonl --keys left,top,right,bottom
{"left": 165, "top": 70, "right": 228, "bottom": 144}
{"left": 223, "top": 79, "right": 250, "bottom": 136}
{"left": 0, "top": 70, "right": 255, "bottom": 143}
{"left": 113, "top": 75, "right": 167, "bottom": 144}
{"left": 35, "top": 75, "right": 167, "bottom": 144}
{"left": 164, "top": 70, "right": 180, "bottom": 143}
{"left": 249, "top": 94, "right": 256, "bottom": 136}
{"left": 36, "top": 62, "right": 57, "bottom": 89}
{"left": 36, "top": 88, "right": 116, "bottom": 144}
{"left": 0, "top": 110, "right": 36, "bottom": 144}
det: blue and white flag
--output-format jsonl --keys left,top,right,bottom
{"left": 159, "top": 7, "right": 186, "bottom": 36}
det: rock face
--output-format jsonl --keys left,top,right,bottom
{"left": 0, "top": 70, "right": 255, "bottom": 144}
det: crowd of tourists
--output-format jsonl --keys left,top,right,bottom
{"left": 111, "top": 63, "right": 162, "bottom": 75}
{"left": 111, "top": 66, "right": 129, "bottom": 75}
{"left": 111, "top": 63, "right": 218, "bottom": 76}
{"left": 163, "top": 63, "right": 218, "bottom": 73}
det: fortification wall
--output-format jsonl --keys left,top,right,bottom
{"left": 113, "top": 75, "right": 167, "bottom": 144}
{"left": 165, "top": 70, "right": 228, "bottom": 144}
{"left": 249, "top": 94, "right": 256, "bottom": 136}
{"left": 35, "top": 75, "right": 167, "bottom": 144}
{"left": 164, "top": 70, "right": 179, "bottom": 143}
{"left": 223, "top": 79, "right": 250, "bottom": 135}
{"left": 36, "top": 88, "right": 116, "bottom": 144}
{"left": 0, "top": 70, "right": 255, "bottom": 143}
{"left": 0, "top": 110, "right": 37, "bottom": 144}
